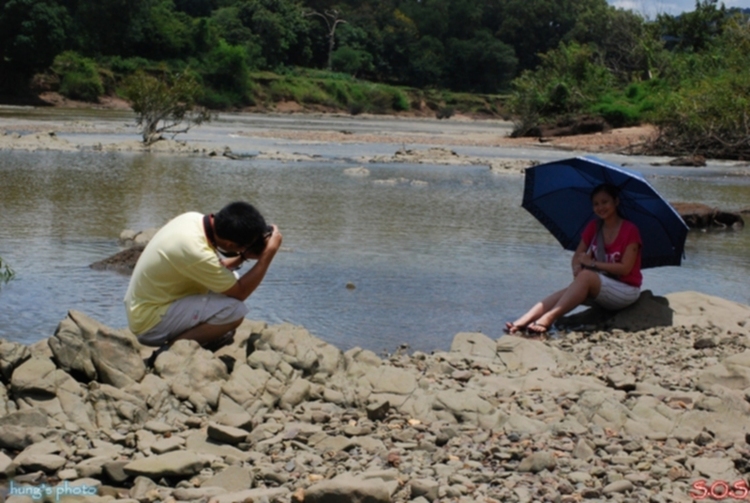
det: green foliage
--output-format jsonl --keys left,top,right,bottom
{"left": 121, "top": 69, "right": 212, "bottom": 144}
{"left": 135, "top": 3, "right": 196, "bottom": 59}
{"left": 197, "top": 40, "right": 252, "bottom": 107}
{"left": 210, "top": 7, "right": 255, "bottom": 47}
{"left": 1, "top": 0, "right": 747, "bottom": 161}
{"left": 0, "top": 255, "right": 15, "bottom": 284}
{"left": 249, "top": 70, "right": 414, "bottom": 114}
{"left": 238, "top": 0, "right": 312, "bottom": 69}
{"left": 656, "top": 0, "right": 728, "bottom": 52}
{"left": 103, "top": 56, "right": 153, "bottom": 75}
{"left": 267, "top": 78, "right": 329, "bottom": 105}
{"left": 508, "top": 42, "right": 613, "bottom": 133}
{"left": 406, "top": 36, "right": 444, "bottom": 89}
{"left": 0, "top": 0, "right": 71, "bottom": 75}
{"left": 391, "top": 89, "right": 410, "bottom": 111}
{"left": 52, "top": 51, "right": 103, "bottom": 102}
{"left": 331, "top": 46, "right": 373, "bottom": 77}
{"left": 444, "top": 30, "right": 517, "bottom": 93}
{"left": 495, "top": 0, "right": 607, "bottom": 72}
{"left": 589, "top": 81, "right": 665, "bottom": 127}
{"left": 648, "top": 18, "right": 750, "bottom": 158}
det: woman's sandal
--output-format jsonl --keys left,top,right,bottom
{"left": 526, "top": 323, "right": 549, "bottom": 334}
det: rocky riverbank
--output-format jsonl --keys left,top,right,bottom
{"left": 1, "top": 291, "right": 750, "bottom": 503}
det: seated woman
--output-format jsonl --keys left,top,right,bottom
{"left": 506, "top": 183, "right": 643, "bottom": 335}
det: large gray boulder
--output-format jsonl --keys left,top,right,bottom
{"left": 155, "top": 340, "right": 228, "bottom": 411}
{"left": 48, "top": 310, "right": 146, "bottom": 387}
{"left": 0, "top": 339, "right": 31, "bottom": 382}
{"left": 253, "top": 323, "right": 344, "bottom": 380}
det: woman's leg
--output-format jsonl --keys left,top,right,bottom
{"left": 532, "top": 270, "right": 601, "bottom": 330}
{"left": 508, "top": 288, "right": 568, "bottom": 332}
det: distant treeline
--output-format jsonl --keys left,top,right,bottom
{"left": 0, "top": 0, "right": 748, "bottom": 157}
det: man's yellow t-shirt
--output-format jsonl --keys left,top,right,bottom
{"left": 124, "top": 212, "right": 238, "bottom": 334}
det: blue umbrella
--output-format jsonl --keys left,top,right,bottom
{"left": 522, "top": 156, "right": 689, "bottom": 269}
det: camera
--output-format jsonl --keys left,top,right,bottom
{"left": 246, "top": 225, "right": 274, "bottom": 256}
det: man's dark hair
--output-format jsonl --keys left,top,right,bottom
{"left": 214, "top": 201, "right": 269, "bottom": 248}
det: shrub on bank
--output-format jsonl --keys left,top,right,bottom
{"left": 52, "top": 51, "right": 104, "bottom": 102}
{"left": 589, "top": 81, "right": 664, "bottom": 128}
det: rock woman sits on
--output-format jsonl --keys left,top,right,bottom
{"left": 506, "top": 183, "right": 643, "bottom": 336}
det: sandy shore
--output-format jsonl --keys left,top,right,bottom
{"left": 0, "top": 93, "right": 658, "bottom": 156}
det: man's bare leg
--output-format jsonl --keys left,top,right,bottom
{"left": 171, "top": 318, "right": 243, "bottom": 347}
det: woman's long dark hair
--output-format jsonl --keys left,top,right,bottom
{"left": 591, "top": 183, "right": 625, "bottom": 218}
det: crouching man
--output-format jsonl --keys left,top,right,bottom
{"left": 124, "top": 201, "right": 282, "bottom": 353}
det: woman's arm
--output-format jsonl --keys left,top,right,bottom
{"left": 583, "top": 242, "right": 640, "bottom": 277}
{"left": 571, "top": 240, "right": 589, "bottom": 276}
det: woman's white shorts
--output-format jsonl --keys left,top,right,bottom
{"left": 595, "top": 273, "right": 641, "bottom": 310}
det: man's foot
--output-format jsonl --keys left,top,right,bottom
{"left": 202, "top": 330, "right": 236, "bottom": 352}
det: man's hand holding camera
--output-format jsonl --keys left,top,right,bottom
{"left": 240, "top": 224, "right": 282, "bottom": 262}
{"left": 223, "top": 224, "right": 282, "bottom": 302}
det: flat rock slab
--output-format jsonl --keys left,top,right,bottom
{"left": 123, "top": 451, "right": 210, "bottom": 479}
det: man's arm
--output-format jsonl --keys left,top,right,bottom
{"left": 221, "top": 225, "right": 282, "bottom": 301}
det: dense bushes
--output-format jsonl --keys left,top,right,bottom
{"left": 506, "top": 5, "right": 750, "bottom": 158}
{"left": 647, "top": 18, "right": 750, "bottom": 159}
{"left": 1, "top": 0, "right": 748, "bottom": 157}
{"left": 508, "top": 43, "right": 613, "bottom": 135}
{"left": 590, "top": 81, "right": 664, "bottom": 128}
{"left": 52, "top": 51, "right": 103, "bottom": 102}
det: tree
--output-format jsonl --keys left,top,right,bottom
{"left": 656, "top": 0, "right": 728, "bottom": 52}
{"left": 122, "top": 70, "right": 212, "bottom": 144}
{"left": 198, "top": 40, "right": 253, "bottom": 107}
{"left": 495, "top": 0, "right": 609, "bottom": 71}
{"left": 0, "top": 0, "right": 71, "bottom": 77}
{"left": 73, "top": 0, "right": 147, "bottom": 56}
{"left": 444, "top": 30, "right": 517, "bottom": 93}
{"left": 331, "top": 45, "right": 373, "bottom": 76}
{"left": 305, "top": 8, "right": 347, "bottom": 70}
{"left": 406, "top": 35, "right": 445, "bottom": 88}
{"left": 237, "top": 0, "right": 311, "bottom": 69}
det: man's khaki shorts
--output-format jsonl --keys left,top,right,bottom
{"left": 137, "top": 292, "right": 248, "bottom": 347}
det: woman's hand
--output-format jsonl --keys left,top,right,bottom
{"left": 572, "top": 241, "right": 590, "bottom": 277}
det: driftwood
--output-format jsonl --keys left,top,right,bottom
{"left": 650, "top": 155, "right": 707, "bottom": 167}
{"left": 647, "top": 128, "right": 750, "bottom": 161}
{"left": 671, "top": 202, "right": 744, "bottom": 230}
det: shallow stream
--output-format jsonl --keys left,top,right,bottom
{"left": 1, "top": 110, "right": 748, "bottom": 352}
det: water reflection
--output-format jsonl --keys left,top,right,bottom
{"left": 0, "top": 141, "right": 749, "bottom": 353}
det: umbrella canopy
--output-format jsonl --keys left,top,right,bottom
{"left": 522, "top": 156, "right": 689, "bottom": 269}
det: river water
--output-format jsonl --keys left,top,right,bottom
{"left": 1, "top": 109, "right": 749, "bottom": 352}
